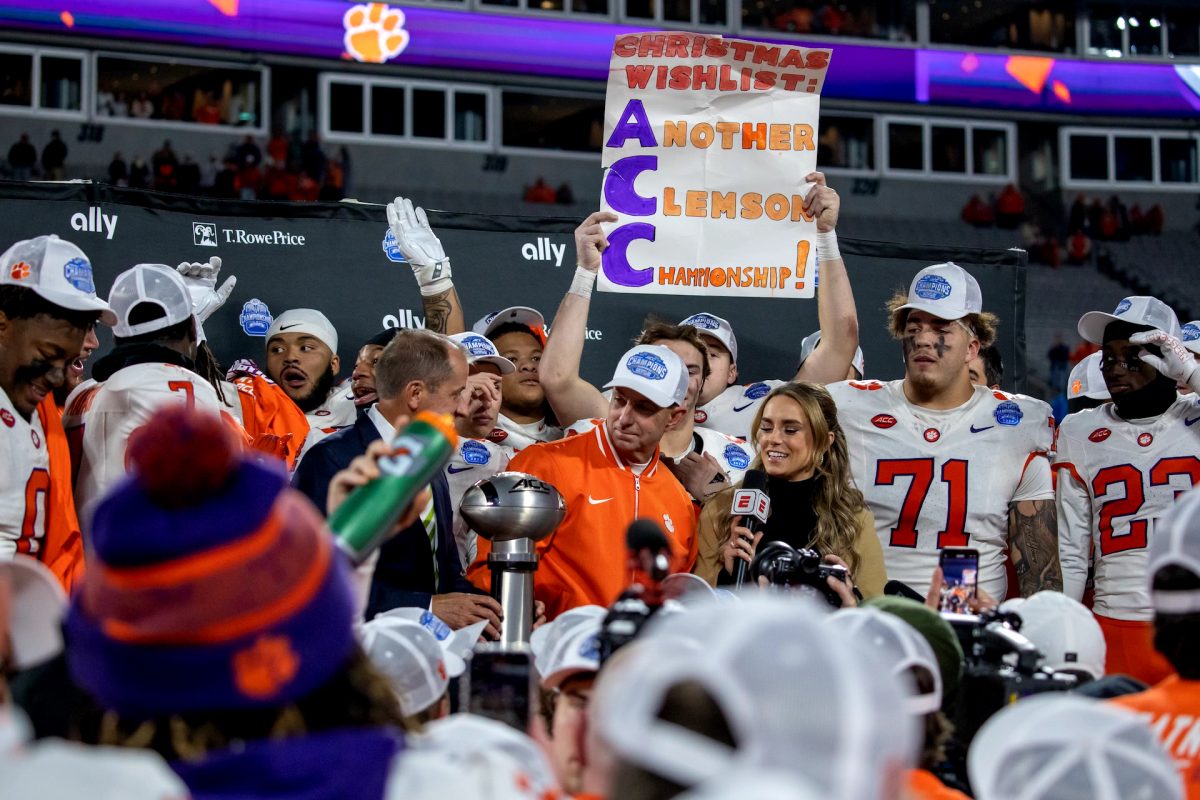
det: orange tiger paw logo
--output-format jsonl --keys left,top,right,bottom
{"left": 343, "top": 3, "right": 409, "bottom": 63}
{"left": 9, "top": 261, "right": 30, "bottom": 280}
{"left": 232, "top": 635, "right": 300, "bottom": 699}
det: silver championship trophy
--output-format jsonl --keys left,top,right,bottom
{"left": 460, "top": 472, "right": 566, "bottom": 645}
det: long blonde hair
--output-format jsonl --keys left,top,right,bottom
{"left": 728, "top": 382, "right": 865, "bottom": 575}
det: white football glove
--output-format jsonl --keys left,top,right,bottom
{"left": 176, "top": 256, "right": 236, "bottom": 324}
{"left": 1131, "top": 329, "right": 1200, "bottom": 391}
{"left": 386, "top": 196, "right": 453, "bottom": 296}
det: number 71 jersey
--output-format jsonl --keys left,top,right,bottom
{"left": 1053, "top": 395, "right": 1200, "bottom": 621}
{"left": 828, "top": 380, "right": 1055, "bottom": 598}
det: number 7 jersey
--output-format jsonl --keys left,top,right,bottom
{"left": 1053, "top": 395, "right": 1200, "bottom": 621}
{"left": 828, "top": 380, "right": 1055, "bottom": 598}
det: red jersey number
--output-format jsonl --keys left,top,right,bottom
{"left": 874, "top": 458, "right": 969, "bottom": 549}
{"left": 1092, "top": 456, "right": 1200, "bottom": 556}
{"left": 18, "top": 468, "right": 50, "bottom": 554}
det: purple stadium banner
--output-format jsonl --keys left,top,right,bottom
{"left": 3, "top": 0, "right": 1199, "bottom": 116}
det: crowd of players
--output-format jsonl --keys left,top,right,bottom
{"left": 1, "top": 173, "right": 1200, "bottom": 799}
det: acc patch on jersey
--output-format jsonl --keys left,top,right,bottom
{"left": 871, "top": 414, "right": 897, "bottom": 429}
{"left": 723, "top": 442, "right": 750, "bottom": 470}
{"left": 744, "top": 382, "right": 771, "bottom": 400}
{"left": 487, "top": 427, "right": 508, "bottom": 444}
{"left": 461, "top": 439, "right": 491, "bottom": 465}
{"left": 0, "top": 409, "right": 13, "bottom": 427}
{"left": 994, "top": 400, "right": 1023, "bottom": 426}
{"left": 1089, "top": 427, "right": 1112, "bottom": 443}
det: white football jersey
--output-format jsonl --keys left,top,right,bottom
{"left": 694, "top": 380, "right": 785, "bottom": 440}
{"left": 1054, "top": 395, "right": 1200, "bottom": 621}
{"left": 445, "top": 437, "right": 513, "bottom": 567}
{"left": 487, "top": 413, "right": 563, "bottom": 453}
{"left": 0, "top": 388, "right": 50, "bottom": 559}
{"left": 70, "top": 363, "right": 228, "bottom": 520}
{"left": 828, "top": 380, "right": 1055, "bottom": 598}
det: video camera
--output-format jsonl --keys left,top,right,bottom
{"left": 751, "top": 542, "right": 852, "bottom": 608}
{"left": 946, "top": 608, "right": 1078, "bottom": 744}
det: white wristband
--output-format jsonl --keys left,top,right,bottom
{"left": 568, "top": 265, "right": 597, "bottom": 299}
{"left": 413, "top": 258, "right": 453, "bottom": 297}
{"left": 816, "top": 230, "right": 841, "bottom": 264}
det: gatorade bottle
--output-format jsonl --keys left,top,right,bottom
{"left": 330, "top": 411, "right": 458, "bottom": 564}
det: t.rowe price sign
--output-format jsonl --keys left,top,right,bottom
{"left": 2, "top": 0, "right": 1199, "bottom": 116}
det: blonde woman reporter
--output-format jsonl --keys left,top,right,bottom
{"left": 696, "top": 382, "right": 886, "bottom": 597}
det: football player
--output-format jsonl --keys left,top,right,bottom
{"left": 1055, "top": 296, "right": 1200, "bottom": 684}
{"left": 828, "top": 263, "right": 1060, "bottom": 599}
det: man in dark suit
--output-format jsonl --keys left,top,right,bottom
{"left": 293, "top": 328, "right": 503, "bottom": 636}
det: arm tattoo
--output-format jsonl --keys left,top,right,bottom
{"left": 1008, "top": 499, "right": 1063, "bottom": 596}
{"left": 422, "top": 289, "right": 454, "bottom": 334}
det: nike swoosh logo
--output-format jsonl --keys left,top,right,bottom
{"left": 447, "top": 465, "right": 474, "bottom": 474}
{"left": 587, "top": 496, "right": 613, "bottom": 505}
{"left": 732, "top": 402, "right": 754, "bottom": 413}
{"left": 1186, "top": 417, "right": 1200, "bottom": 427}
{"left": 279, "top": 323, "right": 302, "bottom": 330}
{"left": 970, "top": 424, "right": 994, "bottom": 433}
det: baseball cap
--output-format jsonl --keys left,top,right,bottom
{"left": 895, "top": 263, "right": 983, "bottom": 322}
{"left": 603, "top": 344, "right": 689, "bottom": 409}
{"left": 449, "top": 332, "right": 516, "bottom": 375}
{"left": 968, "top": 695, "right": 1183, "bottom": 800}
{"left": 529, "top": 608, "right": 604, "bottom": 689}
{"left": 866, "top": 595, "right": 964, "bottom": 706}
{"left": 592, "top": 594, "right": 919, "bottom": 798}
{"left": 798, "top": 330, "right": 865, "bottom": 377}
{"left": 374, "top": 606, "right": 487, "bottom": 665}
{"left": 679, "top": 312, "right": 738, "bottom": 363}
{"left": 266, "top": 308, "right": 339, "bottom": 354}
{"left": 1077, "top": 295, "right": 1182, "bottom": 345}
{"left": 1067, "top": 352, "right": 1110, "bottom": 401}
{"left": 1181, "top": 320, "right": 1200, "bottom": 356}
{"left": 417, "top": 714, "right": 559, "bottom": 798}
{"left": 830, "top": 606, "right": 942, "bottom": 715}
{"left": 1147, "top": 485, "right": 1200, "bottom": 614}
{"left": 107, "top": 264, "right": 193, "bottom": 338}
{"left": 360, "top": 615, "right": 462, "bottom": 717}
{"left": 0, "top": 235, "right": 116, "bottom": 326}
{"left": 472, "top": 306, "right": 546, "bottom": 342}
{"left": 3, "top": 555, "right": 67, "bottom": 670}
{"left": 1006, "top": 591, "right": 1106, "bottom": 680}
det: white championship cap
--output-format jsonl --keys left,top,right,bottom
{"left": 1147, "top": 485, "right": 1200, "bottom": 614}
{"left": 603, "top": 344, "right": 689, "bottom": 409}
{"left": 1181, "top": 320, "right": 1200, "bottom": 356}
{"left": 530, "top": 611, "right": 603, "bottom": 690}
{"left": 969, "top": 695, "right": 1183, "bottom": 800}
{"left": 1067, "top": 352, "right": 1110, "bottom": 401}
{"left": 361, "top": 612, "right": 481, "bottom": 717}
{"left": 679, "top": 312, "right": 739, "bottom": 363}
{"left": 472, "top": 306, "right": 546, "bottom": 341}
{"left": 265, "top": 308, "right": 338, "bottom": 354}
{"left": 592, "top": 594, "right": 919, "bottom": 799}
{"left": 1007, "top": 591, "right": 1106, "bottom": 680}
{"left": 895, "top": 263, "right": 983, "bottom": 322}
{"left": 829, "top": 606, "right": 942, "bottom": 715}
{"left": 0, "top": 235, "right": 116, "bottom": 326}
{"left": 417, "top": 714, "right": 559, "bottom": 798}
{"left": 1077, "top": 296, "right": 1181, "bottom": 345}
{"left": 384, "top": 747, "right": 547, "bottom": 800}
{"left": 107, "top": 264, "right": 193, "bottom": 339}
{"left": 2, "top": 555, "right": 67, "bottom": 670}
{"left": 449, "top": 332, "right": 516, "bottom": 375}
{"left": 798, "top": 330, "right": 865, "bottom": 378}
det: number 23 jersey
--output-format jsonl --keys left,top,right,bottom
{"left": 1054, "top": 395, "right": 1200, "bottom": 621}
{"left": 828, "top": 380, "right": 1054, "bottom": 598}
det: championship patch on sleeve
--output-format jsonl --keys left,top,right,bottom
{"left": 460, "top": 439, "right": 491, "bottom": 465}
{"left": 723, "top": 443, "right": 750, "bottom": 470}
{"left": 994, "top": 400, "right": 1023, "bottom": 426}
{"left": 743, "top": 382, "right": 771, "bottom": 400}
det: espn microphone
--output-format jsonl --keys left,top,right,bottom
{"left": 731, "top": 469, "right": 771, "bottom": 589}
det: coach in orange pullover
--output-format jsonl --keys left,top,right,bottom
{"left": 470, "top": 344, "right": 698, "bottom": 619}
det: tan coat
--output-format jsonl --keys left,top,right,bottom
{"left": 694, "top": 493, "right": 887, "bottom": 598}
